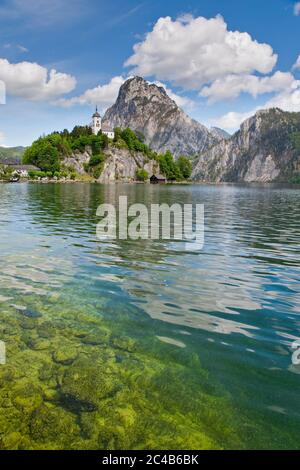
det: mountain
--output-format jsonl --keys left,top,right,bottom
{"left": 210, "top": 127, "right": 231, "bottom": 140}
{"left": 192, "top": 108, "right": 300, "bottom": 182}
{"left": 103, "top": 76, "right": 219, "bottom": 158}
{"left": 0, "top": 146, "right": 25, "bottom": 164}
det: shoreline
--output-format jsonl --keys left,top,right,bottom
{"left": 0, "top": 179, "right": 299, "bottom": 187}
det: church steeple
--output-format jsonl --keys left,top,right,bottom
{"left": 92, "top": 105, "right": 101, "bottom": 118}
{"left": 91, "top": 106, "right": 101, "bottom": 134}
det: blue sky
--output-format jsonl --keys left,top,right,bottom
{"left": 0, "top": 0, "right": 300, "bottom": 146}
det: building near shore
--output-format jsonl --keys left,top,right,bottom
{"left": 150, "top": 174, "right": 166, "bottom": 184}
{"left": 90, "top": 107, "right": 115, "bottom": 139}
{"left": 9, "top": 164, "right": 40, "bottom": 177}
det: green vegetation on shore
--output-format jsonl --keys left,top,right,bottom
{"left": 22, "top": 126, "right": 192, "bottom": 182}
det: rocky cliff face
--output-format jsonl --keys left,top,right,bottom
{"left": 63, "top": 147, "right": 159, "bottom": 183}
{"left": 103, "top": 77, "right": 218, "bottom": 158}
{"left": 98, "top": 148, "right": 159, "bottom": 183}
{"left": 192, "top": 109, "right": 300, "bottom": 182}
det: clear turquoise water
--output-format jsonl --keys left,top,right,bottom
{"left": 0, "top": 182, "right": 299, "bottom": 449}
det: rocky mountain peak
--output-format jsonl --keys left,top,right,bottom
{"left": 192, "top": 108, "right": 300, "bottom": 183}
{"left": 103, "top": 76, "right": 219, "bottom": 158}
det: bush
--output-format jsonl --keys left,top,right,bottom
{"left": 89, "top": 154, "right": 105, "bottom": 167}
{"left": 28, "top": 170, "right": 47, "bottom": 179}
{"left": 136, "top": 168, "right": 149, "bottom": 182}
{"left": 290, "top": 175, "right": 300, "bottom": 184}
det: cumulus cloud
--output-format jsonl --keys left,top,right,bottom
{"left": 293, "top": 55, "right": 300, "bottom": 70}
{"left": 294, "top": 2, "right": 300, "bottom": 16}
{"left": 57, "top": 76, "right": 126, "bottom": 109}
{"left": 213, "top": 80, "right": 300, "bottom": 132}
{"left": 0, "top": 58, "right": 76, "bottom": 101}
{"left": 200, "top": 71, "right": 296, "bottom": 103}
{"left": 0, "top": 131, "right": 5, "bottom": 144}
{"left": 125, "top": 15, "right": 277, "bottom": 90}
{"left": 213, "top": 110, "right": 255, "bottom": 132}
{"left": 264, "top": 87, "right": 300, "bottom": 112}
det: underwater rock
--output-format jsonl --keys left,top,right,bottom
{"left": 60, "top": 359, "right": 117, "bottom": 412}
{"left": 37, "top": 322, "right": 57, "bottom": 339}
{"left": 18, "top": 308, "right": 42, "bottom": 319}
{"left": 30, "top": 404, "right": 80, "bottom": 443}
{"left": 11, "top": 381, "right": 43, "bottom": 414}
{"left": 38, "top": 365, "right": 55, "bottom": 382}
{"left": 111, "top": 337, "right": 137, "bottom": 353}
{"left": 81, "top": 328, "right": 110, "bottom": 346}
{"left": 19, "top": 317, "right": 38, "bottom": 330}
{"left": 0, "top": 366, "right": 22, "bottom": 386}
{"left": 52, "top": 346, "right": 78, "bottom": 366}
{"left": 0, "top": 432, "right": 23, "bottom": 450}
{"left": 28, "top": 338, "right": 51, "bottom": 351}
{"left": 43, "top": 388, "right": 59, "bottom": 402}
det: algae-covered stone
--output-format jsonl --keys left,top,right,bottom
{"left": 37, "top": 322, "right": 57, "bottom": 339}
{"left": 0, "top": 432, "right": 23, "bottom": 450}
{"left": 81, "top": 327, "right": 110, "bottom": 346}
{"left": 43, "top": 388, "right": 59, "bottom": 402}
{"left": 60, "top": 359, "right": 117, "bottom": 412}
{"left": 111, "top": 336, "right": 137, "bottom": 353}
{"left": 52, "top": 345, "right": 78, "bottom": 365}
{"left": 19, "top": 317, "right": 37, "bottom": 330}
{"left": 11, "top": 381, "right": 43, "bottom": 414}
{"left": 30, "top": 404, "right": 80, "bottom": 443}
{"left": 18, "top": 308, "right": 42, "bottom": 319}
{"left": 28, "top": 338, "right": 51, "bottom": 351}
{"left": 98, "top": 423, "right": 131, "bottom": 450}
{"left": 38, "top": 364, "right": 55, "bottom": 382}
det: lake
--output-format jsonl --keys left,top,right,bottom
{"left": 0, "top": 182, "right": 299, "bottom": 450}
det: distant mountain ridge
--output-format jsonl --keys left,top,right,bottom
{"left": 0, "top": 146, "right": 25, "bottom": 164}
{"left": 192, "top": 109, "right": 300, "bottom": 182}
{"left": 103, "top": 77, "right": 221, "bottom": 158}
{"left": 210, "top": 127, "right": 231, "bottom": 140}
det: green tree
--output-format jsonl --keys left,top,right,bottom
{"left": 136, "top": 168, "right": 149, "bottom": 182}
{"left": 159, "top": 151, "right": 182, "bottom": 181}
{"left": 23, "top": 137, "right": 60, "bottom": 173}
{"left": 177, "top": 156, "right": 192, "bottom": 179}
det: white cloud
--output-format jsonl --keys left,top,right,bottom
{"left": 200, "top": 71, "right": 296, "bottom": 103}
{"left": 0, "top": 131, "right": 5, "bottom": 144}
{"left": 0, "top": 58, "right": 76, "bottom": 101}
{"left": 125, "top": 15, "right": 277, "bottom": 90}
{"left": 3, "top": 43, "right": 28, "bottom": 53}
{"left": 213, "top": 110, "right": 255, "bottom": 132}
{"left": 294, "top": 2, "right": 300, "bottom": 16}
{"left": 293, "top": 55, "right": 300, "bottom": 70}
{"left": 264, "top": 87, "right": 300, "bottom": 112}
{"left": 57, "top": 76, "right": 126, "bottom": 109}
{"left": 17, "top": 45, "right": 29, "bottom": 53}
{"left": 213, "top": 80, "right": 300, "bottom": 132}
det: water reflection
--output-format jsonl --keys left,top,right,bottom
{"left": 0, "top": 182, "right": 300, "bottom": 449}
